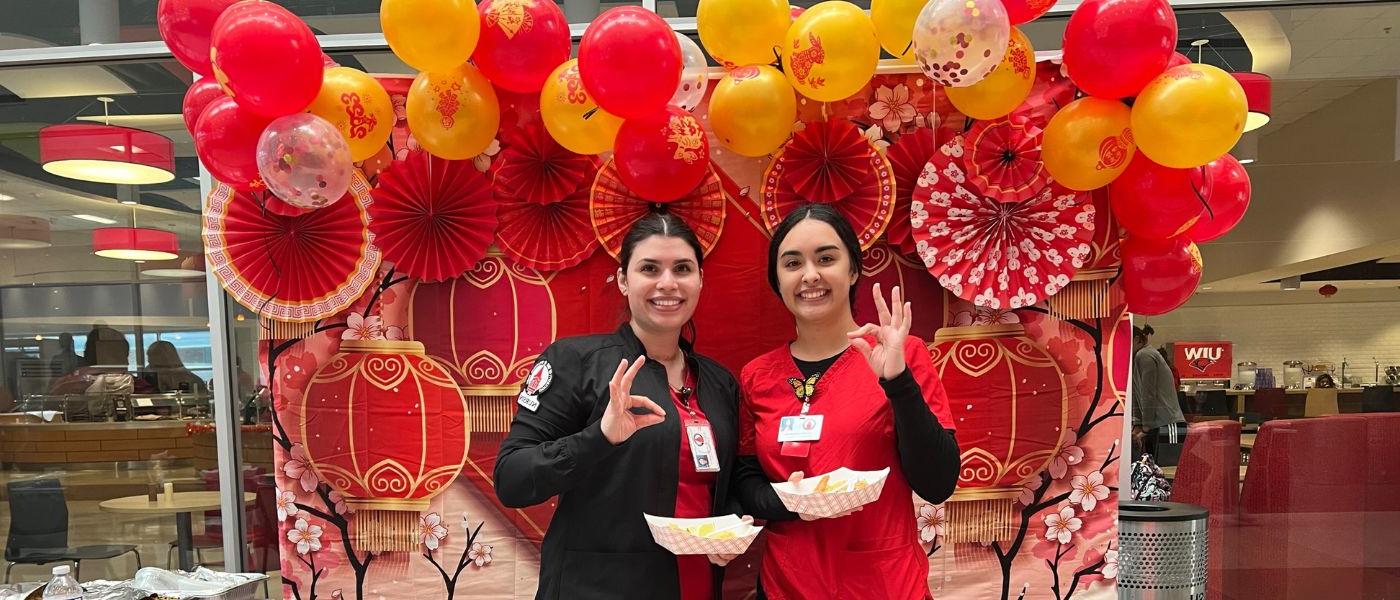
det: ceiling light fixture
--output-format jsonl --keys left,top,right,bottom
{"left": 1281, "top": 276, "right": 1301, "bottom": 291}
{"left": 92, "top": 204, "right": 178, "bottom": 261}
{"left": 71, "top": 214, "right": 118, "bottom": 224}
{"left": 0, "top": 215, "right": 52, "bottom": 249}
{"left": 1231, "top": 72, "right": 1272, "bottom": 132}
{"left": 141, "top": 252, "right": 205, "bottom": 278}
{"left": 39, "top": 97, "right": 176, "bottom": 186}
{"left": 0, "top": 193, "right": 14, "bottom": 201}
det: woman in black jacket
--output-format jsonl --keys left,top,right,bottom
{"left": 494, "top": 213, "right": 742, "bottom": 600}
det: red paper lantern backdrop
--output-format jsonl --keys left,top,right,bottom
{"left": 929, "top": 324, "right": 1068, "bottom": 543}
{"left": 299, "top": 340, "right": 470, "bottom": 552}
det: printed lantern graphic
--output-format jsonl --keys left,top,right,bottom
{"left": 299, "top": 340, "right": 471, "bottom": 552}
{"left": 408, "top": 257, "right": 560, "bottom": 544}
{"left": 929, "top": 323, "right": 1068, "bottom": 543}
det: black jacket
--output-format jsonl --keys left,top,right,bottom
{"left": 494, "top": 323, "right": 740, "bottom": 600}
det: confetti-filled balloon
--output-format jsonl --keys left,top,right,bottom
{"left": 945, "top": 27, "right": 1035, "bottom": 120}
{"left": 670, "top": 33, "right": 711, "bottom": 112}
{"left": 255, "top": 113, "right": 353, "bottom": 210}
{"left": 911, "top": 0, "right": 1011, "bottom": 87}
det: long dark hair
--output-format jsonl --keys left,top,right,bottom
{"left": 766, "top": 203, "right": 863, "bottom": 307}
{"left": 618, "top": 212, "right": 705, "bottom": 344}
{"left": 619, "top": 212, "right": 705, "bottom": 271}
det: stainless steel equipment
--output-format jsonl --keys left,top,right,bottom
{"left": 1119, "top": 501, "right": 1209, "bottom": 599}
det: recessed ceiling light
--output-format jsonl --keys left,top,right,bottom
{"left": 71, "top": 214, "right": 118, "bottom": 224}
{"left": 1191, "top": 39, "right": 1211, "bottom": 47}
{"left": 119, "top": 199, "right": 139, "bottom": 205}
{"left": 1237, "top": 158, "right": 1255, "bottom": 164}
{"left": 0, "top": 193, "right": 13, "bottom": 201}
{"left": 1202, "top": 286, "right": 1213, "bottom": 290}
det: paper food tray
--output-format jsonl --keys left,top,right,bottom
{"left": 644, "top": 514, "right": 763, "bottom": 556}
{"left": 772, "top": 467, "right": 890, "bottom": 518}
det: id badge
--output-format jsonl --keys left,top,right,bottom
{"left": 777, "top": 414, "right": 823, "bottom": 443}
{"left": 686, "top": 419, "right": 721, "bottom": 473}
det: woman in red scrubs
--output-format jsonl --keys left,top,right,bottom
{"left": 731, "top": 204, "right": 961, "bottom": 599}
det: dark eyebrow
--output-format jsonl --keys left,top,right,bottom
{"left": 815, "top": 245, "right": 840, "bottom": 254}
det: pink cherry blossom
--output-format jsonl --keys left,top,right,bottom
{"left": 275, "top": 489, "right": 298, "bottom": 521}
{"left": 287, "top": 518, "right": 323, "bottom": 554}
{"left": 419, "top": 513, "right": 448, "bottom": 550}
{"left": 862, "top": 124, "right": 891, "bottom": 153}
{"left": 473, "top": 139, "right": 501, "bottom": 172}
{"left": 1103, "top": 549, "right": 1119, "bottom": 579}
{"left": 869, "top": 84, "right": 917, "bottom": 132}
{"left": 1049, "top": 432, "right": 1085, "bottom": 479}
{"left": 383, "top": 325, "right": 406, "bottom": 341}
{"left": 916, "top": 503, "right": 946, "bottom": 543}
{"left": 468, "top": 542, "right": 493, "bottom": 567}
{"left": 1043, "top": 506, "right": 1082, "bottom": 544}
{"left": 342, "top": 312, "right": 385, "bottom": 341}
{"left": 328, "top": 490, "right": 352, "bottom": 515}
{"left": 283, "top": 444, "right": 319, "bottom": 493}
{"left": 1069, "top": 470, "right": 1111, "bottom": 512}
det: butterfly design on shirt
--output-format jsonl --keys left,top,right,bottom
{"left": 787, "top": 374, "right": 821, "bottom": 403}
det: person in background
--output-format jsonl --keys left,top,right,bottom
{"left": 494, "top": 213, "right": 744, "bottom": 600}
{"left": 733, "top": 204, "right": 959, "bottom": 600}
{"left": 1132, "top": 325, "right": 1187, "bottom": 458}
{"left": 49, "top": 327, "right": 152, "bottom": 418}
{"left": 147, "top": 341, "right": 208, "bottom": 393}
{"left": 49, "top": 333, "right": 86, "bottom": 376}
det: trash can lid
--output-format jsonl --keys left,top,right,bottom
{"left": 1118, "top": 501, "right": 1208, "bottom": 522}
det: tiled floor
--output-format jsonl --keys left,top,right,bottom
{"left": 0, "top": 466, "right": 282, "bottom": 598}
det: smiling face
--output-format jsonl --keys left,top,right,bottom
{"left": 775, "top": 218, "right": 858, "bottom": 325}
{"left": 619, "top": 235, "right": 703, "bottom": 336}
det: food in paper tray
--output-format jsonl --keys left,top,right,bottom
{"left": 772, "top": 467, "right": 890, "bottom": 518}
{"left": 644, "top": 514, "right": 763, "bottom": 555}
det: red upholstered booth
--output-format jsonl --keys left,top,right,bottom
{"left": 1171, "top": 420, "right": 1241, "bottom": 600}
{"left": 1237, "top": 416, "right": 1368, "bottom": 599}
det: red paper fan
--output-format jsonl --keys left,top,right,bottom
{"left": 963, "top": 117, "right": 1049, "bottom": 203}
{"left": 260, "top": 192, "right": 313, "bottom": 217}
{"left": 370, "top": 150, "right": 498, "bottom": 282}
{"left": 911, "top": 135, "right": 1095, "bottom": 310}
{"left": 779, "top": 120, "right": 874, "bottom": 203}
{"left": 884, "top": 128, "right": 938, "bottom": 253}
{"left": 590, "top": 159, "right": 725, "bottom": 259}
{"left": 761, "top": 134, "right": 895, "bottom": 251}
{"left": 203, "top": 173, "right": 380, "bottom": 323}
{"left": 496, "top": 184, "right": 599, "bottom": 271}
{"left": 494, "top": 121, "right": 599, "bottom": 205}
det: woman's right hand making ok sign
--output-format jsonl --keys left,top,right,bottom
{"left": 600, "top": 356, "right": 667, "bottom": 445}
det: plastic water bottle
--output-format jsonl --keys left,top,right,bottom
{"left": 41, "top": 565, "right": 82, "bottom": 600}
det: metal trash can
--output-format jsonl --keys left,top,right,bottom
{"left": 1118, "top": 501, "right": 1208, "bottom": 599}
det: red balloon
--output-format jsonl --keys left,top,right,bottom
{"left": 210, "top": 1, "right": 324, "bottom": 118}
{"left": 181, "top": 78, "right": 226, "bottom": 134}
{"left": 1121, "top": 235, "right": 1202, "bottom": 315}
{"left": 157, "top": 0, "right": 240, "bottom": 76}
{"left": 1062, "top": 0, "right": 1177, "bottom": 99}
{"left": 1109, "top": 153, "right": 1209, "bottom": 240}
{"left": 614, "top": 107, "right": 710, "bottom": 202}
{"left": 1187, "top": 154, "right": 1251, "bottom": 243}
{"left": 1005, "top": 0, "right": 1056, "bottom": 25}
{"left": 1167, "top": 52, "right": 1191, "bottom": 68}
{"left": 194, "top": 97, "right": 273, "bottom": 192}
{"left": 579, "top": 7, "right": 682, "bottom": 120}
{"left": 474, "top": 0, "right": 571, "bottom": 93}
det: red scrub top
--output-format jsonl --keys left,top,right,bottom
{"left": 739, "top": 336, "right": 955, "bottom": 600}
{"left": 671, "top": 370, "right": 715, "bottom": 600}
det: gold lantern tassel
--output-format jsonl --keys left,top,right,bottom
{"left": 1047, "top": 269, "right": 1121, "bottom": 321}
{"left": 352, "top": 509, "right": 421, "bottom": 552}
{"left": 463, "top": 386, "right": 522, "bottom": 447}
{"left": 258, "top": 317, "right": 316, "bottom": 341}
{"left": 943, "top": 488, "right": 1020, "bottom": 544}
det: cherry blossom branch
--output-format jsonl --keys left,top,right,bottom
{"left": 1048, "top": 542, "right": 1074, "bottom": 600}
{"left": 287, "top": 578, "right": 303, "bottom": 600}
{"left": 419, "top": 517, "right": 487, "bottom": 600}
{"left": 1064, "top": 557, "right": 1107, "bottom": 600}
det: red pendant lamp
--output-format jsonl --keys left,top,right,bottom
{"left": 93, "top": 227, "right": 179, "bottom": 261}
{"left": 39, "top": 98, "right": 176, "bottom": 186}
{"left": 1231, "top": 72, "right": 1271, "bottom": 132}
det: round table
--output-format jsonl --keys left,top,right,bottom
{"left": 99, "top": 491, "right": 256, "bottom": 571}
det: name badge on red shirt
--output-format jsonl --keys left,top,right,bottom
{"left": 777, "top": 414, "right": 823, "bottom": 442}
{"left": 686, "top": 418, "right": 720, "bottom": 473}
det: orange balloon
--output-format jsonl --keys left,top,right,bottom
{"left": 406, "top": 64, "right": 500, "bottom": 160}
{"left": 539, "top": 59, "right": 623, "bottom": 155}
{"left": 1042, "top": 97, "right": 1135, "bottom": 191}
{"left": 306, "top": 67, "right": 395, "bottom": 162}
{"left": 1132, "top": 64, "right": 1247, "bottom": 168}
{"left": 709, "top": 65, "right": 797, "bottom": 157}
{"left": 946, "top": 28, "right": 1036, "bottom": 120}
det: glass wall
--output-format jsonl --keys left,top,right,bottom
{"left": 0, "top": 49, "right": 243, "bottom": 590}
